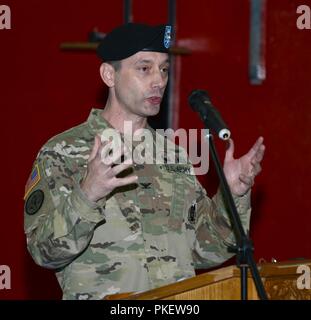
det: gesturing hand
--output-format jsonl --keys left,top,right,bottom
{"left": 223, "top": 136, "right": 265, "bottom": 196}
{"left": 80, "top": 135, "right": 138, "bottom": 202}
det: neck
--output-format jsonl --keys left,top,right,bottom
{"left": 100, "top": 95, "right": 147, "bottom": 134}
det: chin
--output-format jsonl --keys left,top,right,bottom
{"left": 148, "top": 109, "right": 160, "bottom": 117}
{"left": 143, "top": 104, "right": 160, "bottom": 117}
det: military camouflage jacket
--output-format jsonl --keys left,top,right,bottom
{"left": 24, "top": 109, "right": 251, "bottom": 300}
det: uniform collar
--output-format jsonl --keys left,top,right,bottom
{"left": 87, "top": 108, "right": 113, "bottom": 134}
{"left": 87, "top": 108, "right": 156, "bottom": 138}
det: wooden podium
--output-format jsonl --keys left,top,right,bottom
{"left": 105, "top": 260, "right": 311, "bottom": 300}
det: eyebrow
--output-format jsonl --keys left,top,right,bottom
{"left": 135, "top": 59, "right": 170, "bottom": 65}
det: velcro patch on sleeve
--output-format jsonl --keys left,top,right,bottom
{"left": 25, "top": 190, "right": 44, "bottom": 215}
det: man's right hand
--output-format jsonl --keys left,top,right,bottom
{"left": 80, "top": 135, "right": 138, "bottom": 202}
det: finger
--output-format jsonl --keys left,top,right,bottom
{"left": 100, "top": 138, "right": 124, "bottom": 162}
{"left": 255, "top": 144, "right": 265, "bottom": 162}
{"left": 98, "top": 140, "right": 112, "bottom": 161}
{"left": 122, "top": 144, "right": 133, "bottom": 164}
{"left": 250, "top": 157, "right": 261, "bottom": 166}
{"left": 103, "top": 142, "right": 127, "bottom": 166}
{"left": 113, "top": 143, "right": 132, "bottom": 164}
{"left": 247, "top": 136, "right": 264, "bottom": 158}
{"left": 254, "top": 164, "right": 262, "bottom": 176}
{"left": 114, "top": 143, "right": 132, "bottom": 164}
{"left": 113, "top": 175, "right": 138, "bottom": 188}
{"left": 88, "top": 135, "right": 101, "bottom": 162}
{"left": 251, "top": 152, "right": 264, "bottom": 166}
{"left": 251, "top": 163, "right": 262, "bottom": 176}
{"left": 111, "top": 162, "right": 134, "bottom": 177}
{"left": 224, "top": 139, "right": 235, "bottom": 162}
{"left": 251, "top": 145, "right": 265, "bottom": 163}
{"left": 239, "top": 174, "right": 254, "bottom": 186}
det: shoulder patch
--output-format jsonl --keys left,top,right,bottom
{"left": 25, "top": 190, "right": 44, "bottom": 215}
{"left": 24, "top": 164, "right": 41, "bottom": 199}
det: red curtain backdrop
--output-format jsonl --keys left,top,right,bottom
{"left": 0, "top": 0, "right": 310, "bottom": 299}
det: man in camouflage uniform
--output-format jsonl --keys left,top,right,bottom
{"left": 24, "top": 23, "right": 265, "bottom": 300}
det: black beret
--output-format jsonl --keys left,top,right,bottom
{"left": 97, "top": 23, "right": 172, "bottom": 61}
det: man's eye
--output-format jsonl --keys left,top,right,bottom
{"left": 161, "top": 67, "right": 169, "bottom": 73}
{"left": 139, "top": 66, "right": 149, "bottom": 72}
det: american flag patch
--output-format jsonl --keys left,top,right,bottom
{"left": 24, "top": 164, "right": 41, "bottom": 199}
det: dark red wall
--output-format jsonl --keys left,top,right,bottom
{"left": 177, "top": 0, "right": 311, "bottom": 257}
{"left": 0, "top": 0, "right": 310, "bottom": 299}
{"left": 176, "top": 0, "right": 311, "bottom": 272}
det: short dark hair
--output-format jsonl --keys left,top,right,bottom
{"left": 107, "top": 60, "right": 122, "bottom": 71}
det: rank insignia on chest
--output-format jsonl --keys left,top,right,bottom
{"left": 188, "top": 203, "right": 196, "bottom": 224}
{"left": 140, "top": 182, "right": 152, "bottom": 189}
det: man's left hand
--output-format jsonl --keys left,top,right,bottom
{"left": 223, "top": 136, "right": 265, "bottom": 196}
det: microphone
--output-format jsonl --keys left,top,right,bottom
{"left": 188, "top": 89, "right": 231, "bottom": 140}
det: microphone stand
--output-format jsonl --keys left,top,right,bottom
{"left": 205, "top": 132, "right": 268, "bottom": 300}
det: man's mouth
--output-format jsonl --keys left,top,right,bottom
{"left": 146, "top": 96, "right": 162, "bottom": 105}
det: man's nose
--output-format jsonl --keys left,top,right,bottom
{"left": 151, "top": 70, "right": 167, "bottom": 90}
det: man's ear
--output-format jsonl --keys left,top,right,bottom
{"left": 99, "top": 63, "right": 115, "bottom": 87}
